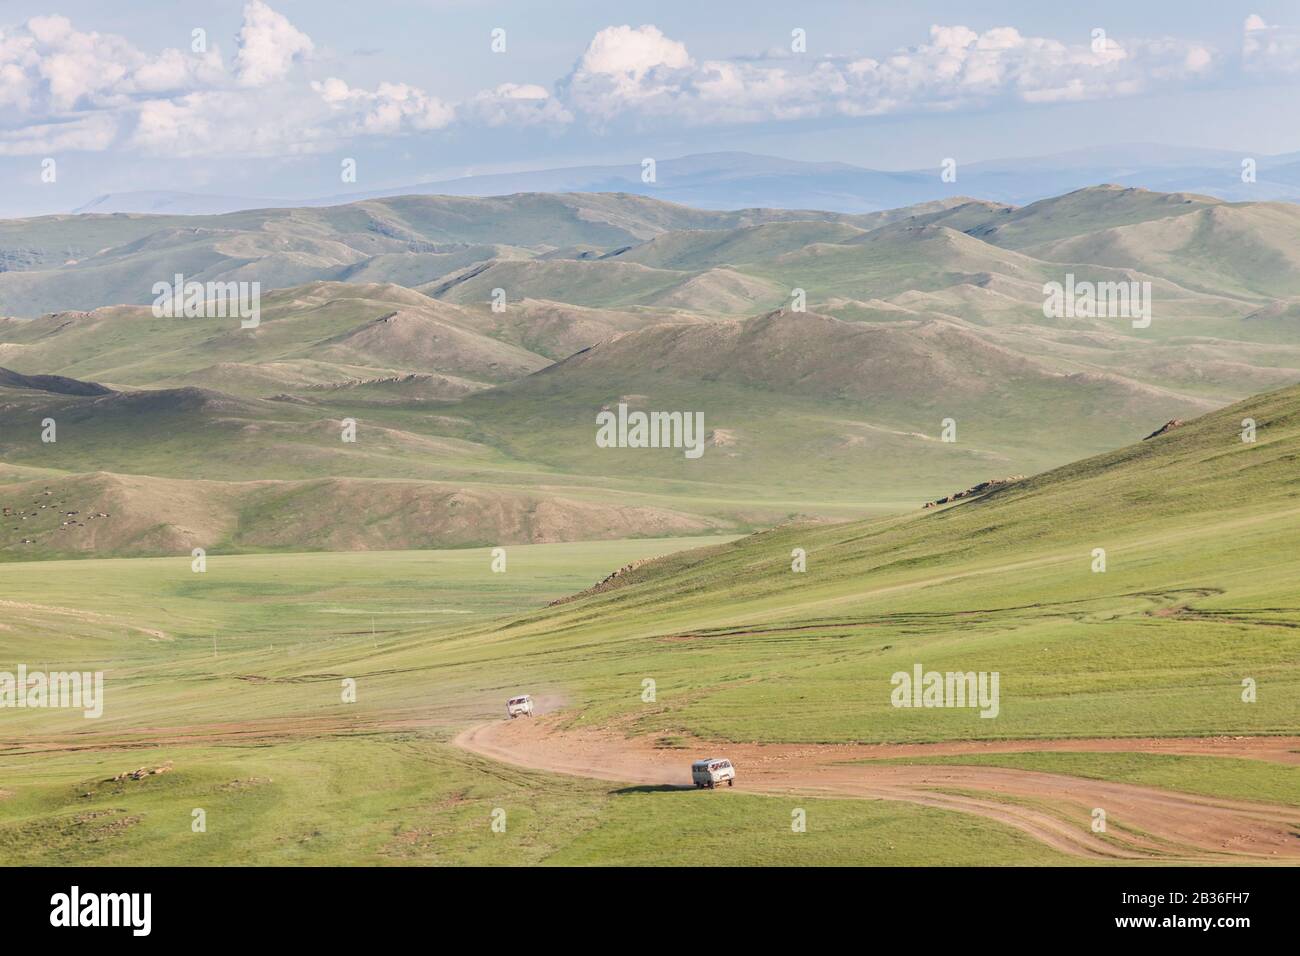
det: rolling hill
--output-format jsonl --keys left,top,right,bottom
{"left": 967, "top": 184, "right": 1219, "bottom": 249}
{"left": 0, "top": 470, "right": 732, "bottom": 559}
{"left": 450, "top": 308, "right": 1216, "bottom": 500}
{"left": 1026, "top": 200, "right": 1300, "bottom": 300}
{"left": 2, "top": 184, "right": 1300, "bottom": 558}
{"left": 454, "top": 379, "right": 1300, "bottom": 746}
{"left": 0, "top": 192, "right": 888, "bottom": 317}
{"left": 0, "top": 283, "right": 550, "bottom": 395}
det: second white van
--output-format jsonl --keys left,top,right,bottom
{"left": 691, "top": 758, "right": 735, "bottom": 789}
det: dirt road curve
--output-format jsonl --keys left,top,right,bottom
{"left": 455, "top": 716, "right": 1300, "bottom": 862}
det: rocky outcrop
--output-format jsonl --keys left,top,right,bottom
{"left": 923, "top": 475, "right": 1025, "bottom": 509}
{"left": 109, "top": 762, "right": 173, "bottom": 782}
{"left": 548, "top": 557, "right": 659, "bottom": 606}
{"left": 1143, "top": 419, "right": 1185, "bottom": 440}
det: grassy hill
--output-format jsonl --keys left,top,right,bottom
{"left": 966, "top": 184, "right": 1217, "bottom": 247}
{"left": 0, "top": 471, "right": 734, "bottom": 559}
{"left": 0, "top": 192, "right": 881, "bottom": 316}
{"left": 610, "top": 220, "right": 870, "bottom": 269}
{"left": 455, "top": 309, "right": 1215, "bottom": 498}
{"left": 0, "top": 283, "right": 549, "bottom": 395}
{"left": 2, "top": 185, "right": 1299, "bottom": 559}
{"left": 429, "top": 380, "right": 1300, "bottom": 744}
{"left": 1027, "top": 201, "right": 1300, "bottom": 300}
{"left": 0, "top": 385, "right": 1294, "bottom": 865}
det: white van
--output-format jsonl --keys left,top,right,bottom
{"left": 506, "top": 695, "right": 534, "bottom": 718}
{"left": 691, "top": 758, "right": 735, "bottom": 789}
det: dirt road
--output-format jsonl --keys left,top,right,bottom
{"left": 455, "top": 715, "right": 1300, "bottom": 862}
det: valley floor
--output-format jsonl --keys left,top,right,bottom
{"left": 8, "top": 373, "right": 1300, "bottom": 866}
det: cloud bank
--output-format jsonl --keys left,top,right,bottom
{"left": 0, "top": 4, "right": 1294, "bottom": 157}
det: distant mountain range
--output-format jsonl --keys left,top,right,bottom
{"left": 69, "top": 146, "right": 1300, "bottom": 217}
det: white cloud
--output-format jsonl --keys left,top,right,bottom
{"left": 0, "top": 112, "right": 116, "bottom": 156}
{"left": 130, "top": 89, "right": 331, "bottom": 157}
{"left": 1185, "top": 46, "right": 1214, "bottom": 72}
{"left": 234, "top": 0, "right": 313, "bottom": 86}
{"left": 133, "top": 47, "right": 224, "bottom": 94}
{"left": 0, "top": 8, "right": 1284, "bottom": 159}
{"left": 1242, "top": 14, "right": 1300, "bottom": 74}
{"left": 0, "top": 2, "right": 315, "bottom": 157}
{"left": 579, "top": 24, "right": 692, "bottom": 78}
{"left": 578, "top": 25, "right": 690, "bottom": 89}
{"left": 560, "top": 22, "right": 1219, "bottom": 126}
{"left": 459, "top": 83, "right": 574, "bottom": 127}
{"left": 0, "top": 14, "right": 225, "bottom": 116}
{"left": 312, "top": 75, "right": 575, "bottom": 136}
{"left": 130, "top": 95, "right": 215, "bottom": 154}
{"left": 562, "top": 25, "right": 694, "bottom": 120}
{"left": 311, "top": 78, "right": 454, "bottom": 135}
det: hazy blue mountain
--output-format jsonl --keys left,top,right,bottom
{"left": 68, "top": 146, "right": 1300, "bottom": 217}
{"left": 74, "top": 191, "right": 295, "bottom": 216}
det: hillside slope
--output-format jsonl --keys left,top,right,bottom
{"left": 459, "top": 308, "right": 1216, "bottom": 493}
{"left": 0, "top": 192, "right": 887, "bottom": 316}
{"left": 426, "top": 382, "right": 1300, "bottom": 744}
{"left": 0, "top": 471, "right": 735, "bottom": 559}
{"left": 3, "top": 185, "right": 1299, "bottom": 558}
{"left": 0, "top": 283, "right": 549, "bottom": 395}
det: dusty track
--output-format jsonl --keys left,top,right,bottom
{"left": 10, "top": 703, "right": 1297, "bottom": 862}
{"left": 454, "top": 716, "right": 1300, "bottom": 862}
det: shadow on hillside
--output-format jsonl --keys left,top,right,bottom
{"left": 611, "top": 784, "right": 696, "bottom": 794}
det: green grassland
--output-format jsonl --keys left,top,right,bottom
{"left": 2, "top": 386, "right": 1298, "bottom": 863}
{"left": 397, "top": 382, "right": 1300, "bottom": 748}
{"left": 0, "top": 536, "right": 1072, "bottom": 866}
{"left": 0, "top": 738, "right": 1071, "bottom": 866}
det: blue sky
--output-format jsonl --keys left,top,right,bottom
{"left": 2, "top": 0, "right": 1299, "bottom": 214}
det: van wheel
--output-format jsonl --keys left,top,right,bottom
{"left": 727, "top": 779, "right": 733, "bottom": 787}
